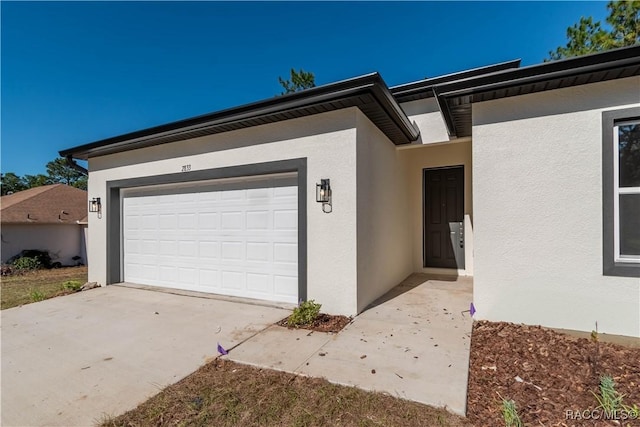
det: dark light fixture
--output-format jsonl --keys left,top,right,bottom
{"left": 89, "top": 197, "right": 101, "bottom": 213}
{"left": 316, "top": 179, "right": 332, "bottom": 213}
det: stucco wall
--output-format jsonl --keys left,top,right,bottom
{"left": 399, "top": 141, "right": 474, "bottom": 275}
{"left": 472, "top": 76, "right": 640, "bottom": 338}
{"left": 355, "top": 110, "right": 413, "bottom": 312}
{"left": 400, "top": 98, "right": 451, "bottom": 145}
{"left": 87, "top": 109, "right": 360, "bottom": 315}
{"left": 1, "top": 224, "right": 86, "bottom": 266}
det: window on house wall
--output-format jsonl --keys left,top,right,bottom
{"left": 603, "top": 107, "right": 640, "bottom": 277}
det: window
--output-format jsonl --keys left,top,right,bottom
{"left": 603, "top": 107, "right": 640, "bottom": 277}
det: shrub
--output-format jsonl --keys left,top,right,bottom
{"left": 287, "top": 300, "right": 321, "bottom": 327}
{"left": 13, "top": 257, "right": 44, "bottom": 270}
{"left": 9, "top": 250, "right": 52, "bottom": 269}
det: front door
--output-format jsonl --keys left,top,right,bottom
{"left": 423, "top": 166, "right": 465, "bottom": 269}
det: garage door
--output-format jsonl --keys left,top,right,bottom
{"left": 121, "top": 176, "right": 298, "bottom": 304}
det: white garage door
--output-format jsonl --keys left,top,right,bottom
{"left": 122, "top": 176, "right": 298, "bottom": 304}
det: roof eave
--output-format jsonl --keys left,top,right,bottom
{"left": 60, "top": 73, "right": 419, "bottom": 160}
{"left": 390, "top": 59, "right": 522, "bottom": 103}
{"left": 435, "top": 45, "right": 640, "bottom": 137}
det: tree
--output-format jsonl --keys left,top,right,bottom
{"left": 23, "top": 174, "right": 52, "bottom": 189}
{"left": 278, "top": 68, "right": 316, "bottom": 94}
{"left": 548, "top": 1, "right": 640, "bottom": 60}
{"left": 0, "top": 173, "right": 27, "bottom": 195}
{"left": 45, "top": 157, "right": 87, "bottom": 190}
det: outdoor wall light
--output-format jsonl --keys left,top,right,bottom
{"left": 89, "top": 197, "right": 101, "bottom": 213}
{"left": 316, "top": 179, "right": 332, "bottom": 213}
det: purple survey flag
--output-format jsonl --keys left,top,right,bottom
{"left": 217, "top": 343, "right": 228, "bottom": 355}
{"left": 469, "top": 302, "right": 476, "bottom": 317}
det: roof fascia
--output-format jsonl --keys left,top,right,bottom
{"left": 437, "top": 45, "right": 640, "bottom": 98}
{"left": 390, "top": 59, "right": 522, "bottom": 101}
{"left": 60, "top": 73, "right": 418, "bottom": 159}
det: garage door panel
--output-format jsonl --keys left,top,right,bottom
{"left": 246, "top": 242, "right": 270, "bottom": 261}
{"left": 274, "top": 275, "right": 298, "bottom": 298}
{"left": 274, "top": 210, "right": 297, "bottom": 230}
{"left": 123, "top": 181, "right": 298, "bottom": 304}
{"left": 198, "top": 213, "right": 218, "bottom": 229}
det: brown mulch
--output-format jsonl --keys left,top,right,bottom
{"left": 276, "top": 313, "right": 352, "bottom": 333}
{"left": 467, "top": 321, "right": 640, "bottom": 427}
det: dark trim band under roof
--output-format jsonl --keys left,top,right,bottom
{"left": 390, "top": 59, "right": 522, "bottom": 103}
{"left": 60, "top": 73, "right": 420, "bottom": 160}
{"left": 436, "top": 45, "right": 640, "bottom": 137}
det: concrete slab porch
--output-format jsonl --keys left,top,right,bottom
{"left": 227, "top": 274, "right": 474, "bottom": 415}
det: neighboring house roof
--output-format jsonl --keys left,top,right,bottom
{"left": 1, "top": 184, "right": 88, "bottom": 224}
{"left": 60, "top": 45, "right": 640, "bottom": 159}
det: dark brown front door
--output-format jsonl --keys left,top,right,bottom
{"left": 423, "top": 166, "right": 465, "bottom": 269}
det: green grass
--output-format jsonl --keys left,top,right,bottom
{"left": 1, "top": 266, "right": 88, "bottom": 309}
{"left": 499, "top": 395, "right": 522, "bottom": 427}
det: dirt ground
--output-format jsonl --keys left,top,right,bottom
{"left": 467, "top": 321, "right": 640, "bottom": 427}
{"left": 102, "top": 358, "right": 470, "bottom": 427}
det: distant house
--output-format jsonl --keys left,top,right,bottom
{"left": 1, "top": 184, "right": 88, "bottom": 266}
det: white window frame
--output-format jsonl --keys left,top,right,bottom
{"left": 612, "top": 120, "right": 640, "bottom": 264}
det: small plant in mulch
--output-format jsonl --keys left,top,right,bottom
{"left": 287, "top": 300, "right": 321, "bottom": 327}
{"left": 498, "top": 393, "right": 523, "bottom": 427}
{"left": 593, "top": 374, "right": 640, "bottom": 419}
{"left": 277, "top": 300, "right": 352, "bottom": 333}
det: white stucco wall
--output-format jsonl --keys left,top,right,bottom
{"left": 355, "top": 111, "right": 413, "bottom": 312}
{"left": 1, "top": 224, "right": 86, "bottom": 266}
{"left": 87, "top": 109, "right": 360, "bottom": 315}
{"left": 399, "top": 141, "right": 474, "bottom": 276}
{"left": 472, "top": 76, "right": 640, "bottom": 338}
{"left": 400, "top": 98, "right": 451, "bottom": 145}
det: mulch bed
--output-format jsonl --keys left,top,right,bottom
{"left": 467, "top": 321, "right": 640, "bottom": 427}
{"left": 277, "top": 313, "right": 352, "bottom": 333}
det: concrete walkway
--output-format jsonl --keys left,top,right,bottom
{"left": 1, "top": 286, "right": 288, "bottom": 427}
{"left": 227, "top": 274, "right": 474, "bottom": 415}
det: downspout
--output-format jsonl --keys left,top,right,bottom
{"left": 65, "top": 155, "right": 88, "bottom": 175}
{"left": 432, "top": 86, "right": 458, "bottom": 139}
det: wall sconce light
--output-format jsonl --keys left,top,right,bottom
{"left": 89, "top": 197, "right": 101, "bottom": 213}
{"left": 316, "top": 179, "right": 332, "bottom": 213}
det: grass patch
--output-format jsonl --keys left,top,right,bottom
{"left": 100, "top": 359, "right": 470, "bottom": 427}
{"left": 1, "top": 266, "right": 88, "bottom": 309}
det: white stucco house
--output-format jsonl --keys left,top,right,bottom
{"left": 1, "top": 184, "right": 88, "bottom": 266}
{"left": 60, "top": 46, "right": 640, "bottom": 338}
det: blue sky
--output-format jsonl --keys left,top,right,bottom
{"left": 1, "top": 1, "right": 609, "bottom": 176}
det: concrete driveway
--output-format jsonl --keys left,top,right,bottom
{"left": 1, "top": 286, "right": 288, "bottom": 427}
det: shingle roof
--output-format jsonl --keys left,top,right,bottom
{"left": 1, "top": 184, "right": 88, "bottom": 224}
